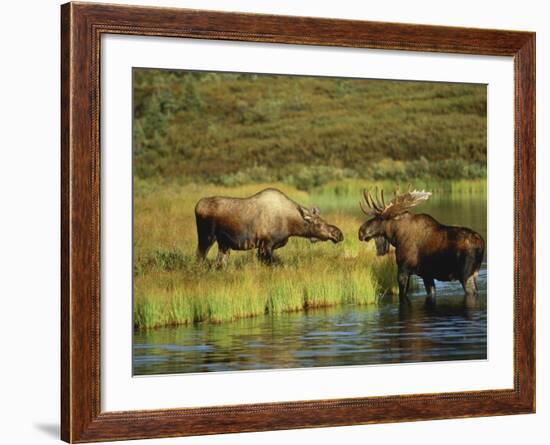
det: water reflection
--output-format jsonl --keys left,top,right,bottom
{"left": 134, "top": 275, "right": 486, "bottom": 375}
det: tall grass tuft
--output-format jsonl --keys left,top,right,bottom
{"left": 267, "top": 279, "right": 304, "bottom": 314}
{"left": 343, "top": 269, "right": 379, "bottom": 305}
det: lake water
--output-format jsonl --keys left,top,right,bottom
{"left": 133, "top": 191, "right": 487, "bottom": 376}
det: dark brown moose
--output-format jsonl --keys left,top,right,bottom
{"left": 195, "top": 188, "right": 344, "bottom": 267}
{"left": 358, "top": 187, "right": 485, "bottom": 305}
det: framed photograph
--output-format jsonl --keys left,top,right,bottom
{"left": 61, "top": 2, "right": 535, "bottom": 442}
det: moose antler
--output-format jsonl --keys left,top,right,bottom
{"left": 360, "top": 187, "right": 387, "bottom": 216}
{"left": 360, "top": 186, "right": 431, "bottom": 218}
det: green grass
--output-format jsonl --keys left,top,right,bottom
{"left": 133, "top": 182, "right": 401, "bottom": 330}
{"left": 307, "top": 178, "right": 486, "bottom": 212}
{"left": 134, "top": 257, "right": 387, "bottom": 329}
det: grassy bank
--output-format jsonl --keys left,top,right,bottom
{"left": 133, "top": 179, "right": 484, "bottom": 330}
{"left": 134, "top": 181, "right": 404, "bottom": 330}
{"left": 305, "top": 178, "right": 486, "bottom": 212}
{"left": 134, "top": 251, "right": 394, "bottom": 329}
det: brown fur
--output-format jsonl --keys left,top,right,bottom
{"left": 359, "top": 212, "right": 485, "bottom": 304}
{"left": 195, "top": 188, "right": 343, "bottom": 266}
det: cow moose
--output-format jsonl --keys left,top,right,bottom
{"left": 195, "top": 188, "right": 344, "bottom": 267}
{"left": 358, "top": 187, "right": 485, "bottom": 305}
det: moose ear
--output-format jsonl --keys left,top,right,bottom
{"left": 311, "top": 207, "right": 320, "bottom": 215}
{"left": 299, "top": 206, "right": 313, "bottom": 221}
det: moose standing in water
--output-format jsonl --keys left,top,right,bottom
{"left": 358, "top": 187, "right": 485, "bottom": 305}
{"left": 195, "top": 188, "right": 344, "bottom": 267}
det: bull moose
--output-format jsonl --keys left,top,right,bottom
{"left": 358, "top": 187, "right": 485, "bottom": 305}
{"left": 195, "top": 188, "right": 344, "bottom": 267}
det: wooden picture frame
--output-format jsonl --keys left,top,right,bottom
{"left": 61, "top": 2, "right": 535, "bottom": 442}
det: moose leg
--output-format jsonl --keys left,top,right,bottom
{"left": 197, "top": 237, "right": 215, "bottom": 261}
{"left": 461, "top": 275, "right": 478, "bottom": 307}
{"left": 257, "top": 242, "right": 274, "bottom": 264}
{"left": 461, "top": 253, "right": 479, "bottom": 306}
{"left": 460, "top": 271, "right": 478, "bottom": 308}
{"left": 473, "top": 271, "right": 479, "bottom": 293}
{"left": 196, "top": 220, "right": 215, "bottom": 261}
{"left": 215, "top": 245, "right": 230, "bottom": 269}
{"left": 397, "top": 269, "right": 411, "bottom": 305}
{"left": 423, "top": 277, "right": 436, "bottom": 304}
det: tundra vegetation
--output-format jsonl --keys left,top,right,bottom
{"left": 133, "top": 69, "right": 487, "bottom": 330}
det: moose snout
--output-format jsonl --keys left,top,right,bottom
{"left": 331, "top": 227, "right": 344, "bottom": 243}
{"left": 358, "top": 222, "right": 376, "bottom": 242}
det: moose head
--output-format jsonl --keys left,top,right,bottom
{"left": 299, "top": 206, "right": 344, "bottom": 244}
{"left": 358, "top": 186, "right": 432, "bottom": 255}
